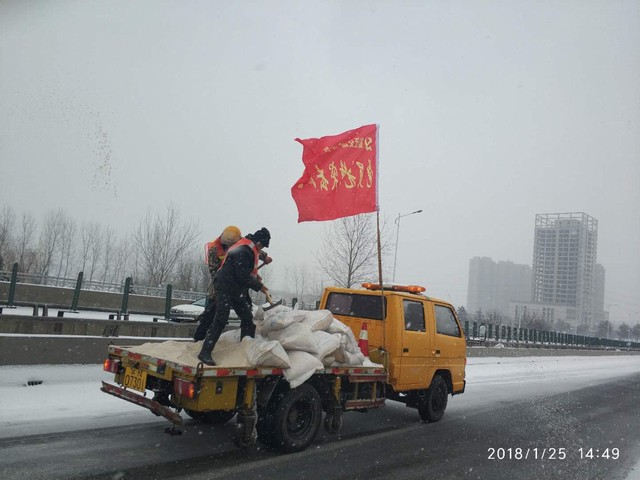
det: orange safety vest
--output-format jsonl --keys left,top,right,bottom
{"left": 219, "top": 238, "right": 259, "bottom": 274}
{"left": 204, "top": 237, "right": 226, "bottom": 265}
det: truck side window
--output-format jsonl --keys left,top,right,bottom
{"left": 403, "top": 300, "right": 425, "bottom": 331}
{"left": 435, "top": 305, "right": 461, "bottom": 337}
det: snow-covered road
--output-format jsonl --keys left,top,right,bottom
{"left": 1, "top": 355, "right": 638, "bottom": 439}
{"left": 1, "top": 355, "right": 639, "bottom": 480}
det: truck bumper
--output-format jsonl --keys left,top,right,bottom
{"left": 101, "top": 381, "right": 183, "bottom": 425}
{"left": 452, "top": 380, "right": 466, "bottom": 396}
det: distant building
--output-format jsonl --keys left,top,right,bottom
{"left": 532, "top": 212, "right": 598, "bottom": 328}
{"left": 467, "top": 257, "right": 532, "bottom": 316}
{"left": 592, "top": 263, "right": 606, "bottom": 323}
{"left": 509, "top": 301, "right": 577, "bottom": 330}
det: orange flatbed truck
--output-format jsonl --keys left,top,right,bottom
{"left": 101, "top": 283, "right": 467, "bottom": 453}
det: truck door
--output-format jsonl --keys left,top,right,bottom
{"left": 397, "top": 299, "right": 433, "bottom": 389}
{"left": 431, "top": 303, "right": 466, "bottom": 393}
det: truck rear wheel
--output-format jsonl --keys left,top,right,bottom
{"left": 260, "top": 384, "right": 322, "bottom": 453}
{"left": 184, "top": 409, "right": 236, "bottom": 425}
{"left": 418, "top": 375, "right": 448, "bottom": 423}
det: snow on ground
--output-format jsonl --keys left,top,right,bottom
{"left": 4, "top": 306, "right": 169, "bottom": 323}
{"left": 629, "top": 459, "right": 640, "bottom": 480}
{"left": 2, "top": 355, "right": 640, "bottom": 443}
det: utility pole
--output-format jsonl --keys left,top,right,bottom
{"left": 392, "top": 209, "right": 423, "bottom": 283}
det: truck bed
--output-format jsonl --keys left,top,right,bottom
{"left": 107, "top": 343, "right": 386, "bottom": 379}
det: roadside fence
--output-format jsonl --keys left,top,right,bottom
{"left": 463, "top": 320, "right": 640, "bottom": 351}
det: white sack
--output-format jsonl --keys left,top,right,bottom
{"left": 342, "top": 327, "right": 360, "bottom": 354}
{"left": 216, "top": 329, "right": 241, "bottom": 348}
{"left": 284, "top": 351, "right": 324, "bottom": 388}
{"left": 267, "top": 322, "right": 318, "bottom": 354}
{"left": 261, "top": 309, "right": 305, "bottom": 336}
{"left": 312, "top": 330, "right": 341, "bottom": 359}
{"left": 341, "top": 350, "right": 365, "bottom": 365}
{"left": 322, "top": 356, "right": 336, "bottom": 367}
{"left": 335, "top": 328, "right": 360, "bottom": 354}
{"left": 212, "top": 341, "right": 252, "bottom": 367}
{"left": 327, "top": 318, "right": 350, "bottom": 334}
{"left": 332, "top": 346, "right": 348, "bottom": 364}
{"left": 300, "top": 310, "right": 334, "bottom": 332}
{"left": 253, "top": 306, "right": 265, "bottom": 325}
{"left": 241, "top": 336, "right": 291, "bottom": 369}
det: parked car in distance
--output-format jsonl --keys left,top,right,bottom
{"left": 169, "top": 298, "right": 206, "bottom": 323}
{"left": 169, "top": 297, "right": 245, "bottom": 324}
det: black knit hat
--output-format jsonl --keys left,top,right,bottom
{"left": 252, "top": 227, "right": 271, "bottom": 248}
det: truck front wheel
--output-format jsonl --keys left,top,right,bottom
{"left": 264, "top": 384, "right": 322, "bottom": 453}
{"left": 418, "top": 375, "right": 448, "bottom": 423}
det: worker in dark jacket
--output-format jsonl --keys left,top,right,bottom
{"left": 198, "top": 227, "right": 271, "bottom": 365}
{"left": 193, "top": 226, "right": 243, "bottom": 341}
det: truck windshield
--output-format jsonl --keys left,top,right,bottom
{"left": 325, "top": 292, "right": 386, "bottom": 320}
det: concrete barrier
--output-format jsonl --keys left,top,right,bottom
{"left": 0, "top": 336, "right": 192, "bottom": 366}
{"left": 2, "top": 335, "right": 638, "bottom": 366}
{"left": 0, "top": 282, "right": 191, "bottom": 314}
{"left": 0, "top": 314, "right": 195, "bottom": 338}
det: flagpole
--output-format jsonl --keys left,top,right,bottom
{"left": 376, "top": 209, "right": 383, "bottom": 288}
{"left": 375, "top": 209, "right": 388, "bottom": 367}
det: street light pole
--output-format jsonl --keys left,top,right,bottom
{"left": 392, "top": 209, "right": 423, "bottom": 283}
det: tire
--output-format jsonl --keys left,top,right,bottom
{"left": 418, "top": 375, "right": 448, "bottom": 423}
{"left": 323, "top": 410, "right": 343, "bottom": 434}
{"left": 261, "top": 384, "right": 322, "bottom": 453}
{"left": 184, "top": 409, "right": 236, "bottom": 425}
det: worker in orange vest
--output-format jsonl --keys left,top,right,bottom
{"left": 198, "top": 227, "right": 271, "bottom": 365}
{"left": 193, "top": 226, "right": 242, "bottom": 341}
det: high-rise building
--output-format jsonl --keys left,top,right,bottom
{"left": 467, "top": 257, "right": 532, "bottom": 316}
{"left": 532, "top": 212, "right": 598, "bottom": 326}
{"left": 593, "top": 263, "right": 606, "bottom": 323}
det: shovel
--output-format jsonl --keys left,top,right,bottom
{"left": 261, "top": 290, "right": 283, "bottom": 312}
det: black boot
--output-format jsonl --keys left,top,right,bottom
{"left": 198, "top": 325, "right": 223, "bottom": 365}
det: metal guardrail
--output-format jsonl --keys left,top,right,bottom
{"left": 0, "top": 269, "right": 205, "bottom": 301}
{"left": 463, "top": 320, "right": 640, "bottom": 350}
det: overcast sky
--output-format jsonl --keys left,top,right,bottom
{"left": 1, "top": 1, "right": 638, "bottom": 321}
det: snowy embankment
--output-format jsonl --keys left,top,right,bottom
{"left": 1, "top": 355, "right": 639, "bottom": 442}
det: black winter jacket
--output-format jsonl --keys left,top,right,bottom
{"left": 215, "top": 243, "right": 263, "bottom": 294}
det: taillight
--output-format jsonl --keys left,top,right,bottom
{"left": 174, "top": 378, "right": 197, "bottom": 398}
{"left": 103, "top": 358, "right": 121, "bottom": 373}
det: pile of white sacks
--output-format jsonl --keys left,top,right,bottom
{"left": 127, "top": 305, "right": 378, "bottom": 388}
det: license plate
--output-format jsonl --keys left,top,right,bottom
{"left": 123, "top": 367, "right": 147, "bottom": 393}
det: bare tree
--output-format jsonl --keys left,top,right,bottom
{"left": 16, "top": 212, "right": 36, "bottom": 272}
{"left": 109, "top": 237, "right": 133, "bottom": 284}
{"left": 0, "top": 205, "right": 16, "bottom": 269}
{"left": 617, "top": 322, "right": 630, "bottom": 340}
{"left": 100, "top": 227, "right": 118, "bottom": 283}
{"left": 174, "top": 252, "right": 204, "bottom": 291}
{"left": 597, "top": 320, "right": 612, "bottom": 338}
{"left": 486, "top": 309, "right": 506, "bottom": 326}
{"left": 632, "top": 323, "right": 640, "bottom": 342}
{"left": 315, "top": 213, "right": 391, "bottom": 288}
{"left": 54, "top": 215, "right": 77, "bottom": 280}
{"left": 132, "top": 203, "right": 199, "bottom": 286}
{"left": 34, "top": 209, "right": 67, "bottom": 277}
{"left": 88, "top": 225, "right": 104, "bottom": 282}
{"left": 284, "top": 264, "right": 315, "bottom": 306}
{"left": 79, "top": 221, "right": 100, "bottom": 276}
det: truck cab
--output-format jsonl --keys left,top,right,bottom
{"left": 319, "top": 282, "right": 466, "bottom": 421}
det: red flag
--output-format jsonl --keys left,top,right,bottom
{"left": 291, "top": 124, "right": 378, "bottom": 222}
